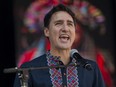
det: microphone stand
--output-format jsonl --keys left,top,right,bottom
{"left": 3, "top": 63, "right": 78, "bottom": 87}
{"left": 18, "top": 70, "right": 29, "bottom": 87}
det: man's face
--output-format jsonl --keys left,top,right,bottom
{"left": 44, "top": 11, "right": 76, "bottom": 50}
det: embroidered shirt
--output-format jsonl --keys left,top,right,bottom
{"left": 14, "top": 52, "right": 106, "bottom": 87}
{"left": 46, "top": 51, "right": 79, "bottom": 87}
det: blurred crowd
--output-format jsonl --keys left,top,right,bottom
{"left": 14, "top": 0, "right": 115, "bottom": 87}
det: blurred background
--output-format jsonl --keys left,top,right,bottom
{"left": 1, "top": 0, "right": 116, "bottom": 87}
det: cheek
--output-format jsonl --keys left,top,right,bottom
{"left": 71, "top": 30, "right": 76, "bottom": 39}
{"left": 49, "top": 29, "right": 59, "bottom": 40}
{"left": 73, "top": 33, "right": 76, "bottom": 42}
{"left": 51, "top": 27, "right": 59, "bottom": 36}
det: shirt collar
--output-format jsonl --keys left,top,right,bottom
{"left": 46, "top": 51, "right": 75, "bottom": 65}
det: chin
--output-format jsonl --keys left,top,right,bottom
{"left": 57, "top": 43, "right": 72, "bottom": 49}
{"left": 60, "top": 46, "right": 71, "bottom": 50}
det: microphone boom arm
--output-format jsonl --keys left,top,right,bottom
{"left": 3, "top": 63, "right": 78, "bottom": 74}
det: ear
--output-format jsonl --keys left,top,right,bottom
{"left": 44, "top": 28, "right": 49, "bottom": 37}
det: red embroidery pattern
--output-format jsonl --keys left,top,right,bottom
{"left": 46, "top": 51, "right": 79, "bottom": 87}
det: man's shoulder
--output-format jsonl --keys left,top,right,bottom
{"left": 86, "top": 59, "right": 96, "bottom": 65}
{"left": 83, "top": 58, "right": 98, "bottom": 70}
{"left": 20, "top": 54, "right": 47, "bottom": 68}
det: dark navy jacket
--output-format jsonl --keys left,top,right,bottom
{"left": 14, "top": 54, "right": 105, "bottom": 87}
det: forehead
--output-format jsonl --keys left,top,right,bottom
{"left": 50, "top": 11, "right": 74, "bottom": 22}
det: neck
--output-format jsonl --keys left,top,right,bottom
{"left": 50, "top": 49, "right": 70, "bottom": 65}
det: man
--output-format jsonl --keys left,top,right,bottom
{"left": 14, "top": 4, "right": 105, "bottom": 87}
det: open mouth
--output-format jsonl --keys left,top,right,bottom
{"left": 59, "top": 35, "right": 70, "bottom": 42}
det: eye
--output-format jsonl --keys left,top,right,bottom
{"left": 68, "top": 23, "right": 74, "bottom": 26}
{"left": 55, "top": 22, "right": 61, "bottom": 25}
{"left": 55, "top": 22, "right": 62, "bottom": 26}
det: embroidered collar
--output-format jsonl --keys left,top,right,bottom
{"left": 46, "top": 51, "right": 79, "bottom": 87}
{"left": 46, "top": 51, "right": 61, "bottom": 65}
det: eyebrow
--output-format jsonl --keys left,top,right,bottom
{"left": 67, "top": 20, "right": 74, "bottom": 24}
{"left": 54, "top": 20, "right": 63, "bottom": 23}
{"left": 54, "top": 20, "right": 74, "bottom": 24}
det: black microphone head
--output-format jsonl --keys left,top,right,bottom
{"left": 70, "top": 49, "right": 92, "bottom": 71}
{"left": 84, "top": 63, "right": 92, "bottom": 71}
{"left": 70, "top": 49, "right": 78, "bottom": 58}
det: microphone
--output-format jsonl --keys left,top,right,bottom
{"left": 70, "top": 49, "right": 92, "bottom": 71}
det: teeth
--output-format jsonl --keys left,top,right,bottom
{"left": 59, "top": 34, "right": 70, "bottom": 41}
{"left": 60, "top": 35, "right": 69, "bottom": 38}
{"left": 59, "top": 37, "right": 69, "bottom": 40}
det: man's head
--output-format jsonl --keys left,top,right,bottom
{"left": 44, "top": 4, "right": 77, "bottom": 50}
{"left": 44, "top": 4, "right": 77, "bottom": 28}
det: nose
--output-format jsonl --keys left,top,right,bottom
{"left": 62, "top": 23, "right": 69, "bottom": 32}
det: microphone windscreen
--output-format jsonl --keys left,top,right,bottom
{"left": 70, "top": 49, "right": 78, "bottom": 58}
